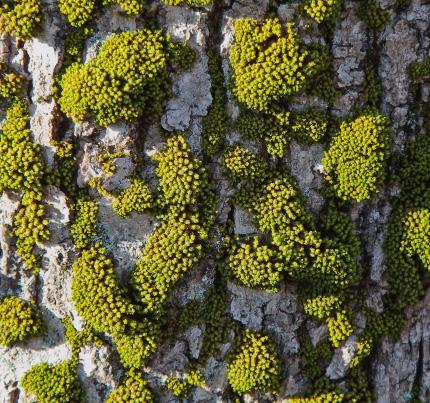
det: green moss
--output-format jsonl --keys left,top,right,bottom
{"left": 161, "top": 0, "right": 211, "bottom": 6}
{"left": 112, "top": 178, "right": 153, "bottom": 218}
{"left": 48, "top": 140, "right": 77, "bottom": 196}
{"left": 408, "top": 58, "right": 430, "bottom": 81}
{"left": 236, "top": 110, "right": 290, "bottom": 157}
{"left": 13, "top": 199, "right": 50, "bottom": 271}
{"left": 102, "top": 0, "right": 146, "bottom": 14}
{"left": 0, "top": 0, "right": 42, "bottom": 39}
{"left": 154, "top": 134, "right": 207, "bottom": 216}
{"left": 106, "top": 373, "right": 154, "bottom": 402}
{"left": 291, "top": 108, "right": 328, "bottom": 144}
{"left": 288, "top": 392, "right": 344, "bottom": 402}
{"left": 226, "top": 237, "right": 283, "bottom": 292}
{"left": 322, "top": 110, "right": 391, "bottom": 202}
{"left": 58, "top": 0, "right": 96, "bottom": 27}
{"left": 201, "top": 50, "right": 229, "bottom": 157}
{"left": 0, "top": 99, "right": 44, "bottom": 196}
{"left": 400, "top": 208, "right": 430, "bottom": 271}
{"left": 363, "top": 62, "right": 382, "bottom": 107}
{"left": 302, "top": 0, "right": 341, "bottom": 24}
{"left": 20, "top": 357, "right": 84, "bottom": 403}
{"left": 358, "top": 0, "right": 390, "bottom": 31}
{"left": 69, "top": 197, "right": 99, "bottom": 248}
{"left": 227, "top": 329, "right": 281, "bottom": 395}
{"left": 0, "top": 296, "right": 43, "bottom": 346}
{"left": 167, "top": 370, "right": 205, "bottom": 399}
{"left": 98, "top": 151, "right": 130, "bottom": 176}
{"left": 62, "top": 316, "right": 101, "bottom": 354}
{"left": 58, "top": 30, "right": 194, "bottom": 126}
{"left": 326, "top": 309, "right": 354, "bottom": 348}
{"left": 112, "top": 319, "right": 160, "bottom": 368}
{"left": 130, "top": 213, "right": 204, "bottom": 315}
{"left": 229, "top": 18, "right": 317, "bottom": 112}
{"left": 222, "top": 145, "right": 268, "bottom": 184}
{"left": 71, "top": 244, "right": 136, "bottom": 334}
{"left": 0, "top": 62, "right": 24, "bottom": 99}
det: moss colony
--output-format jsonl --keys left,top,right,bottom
{"left": 0, "top": 3, "right": 429, "bottom": 402}
{"left": 58, "top": 30, "right": 194, "bottom": 126}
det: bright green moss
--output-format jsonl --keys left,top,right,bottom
{"left": 12, "top": 199, "right": 50, "bottom": 271}
{"left": 112, "top": 178, "right": 153, "bottom": 218}
{"left": 0, "top": 62, "right": 24, "bottom": 99}
{"left": 71, "top": 244, "right": 136, "bottom": 334}
{"left": 227, "top": 237, "right": 283, "bottom": 292}
{"left": 20, "top": 357, "right": 84, "bottom": 403}
{"left": 221, "top": 145, "right": 268, "bottom": 184}
{"left": 303, "top": 0, "right": 341, "bottom": 24}
{"left": 102, "top": 0, "right": 146, "bottom": 15}
{"left": 69, "top": 197, "right": 98, "bottom": 248}
{"left": 358, "top": 0, "right": 390, "bottom": 31}
{"left": 59, "top": 30, "right": 194, "bottom": 126}
{"left": 0, "top": 296, "right": 43, "bottom": 346}
{"left": 106, "top": 373, "right": 154, "bottom": 403}
{"left": 58, "top": 0, "right": 96, "bottom": 27}
{"left": 227, "top": 329, "right": 281, "bottom": 395}
{"left": 230, "top": 18, "right": 317, "bottom": 112}
{"left": 0, "top": 0, "right": 42, "bottom": 39}
{"left": 167, "top": 370, "right": 205, "bottom": 399}
{"left": 400, "top": 209, "right": 430, "bottom": 271}
{"left": 291, "top": 109, "right": 328, "bottom": 144}
{"left": 154, "top": 134, "right": 206, "bottom": 215}
{"left": 236, "top": 110, "right": 290, "bottom": 157}
{"left": 0, "top": 99, "right": 44, "bottom": 195}
{"left": 322, "top": 110, "right": 391, "bottom": 202}
{"left": 130, "top": 213, "right": 204, "bottom": 314}
{"left": 112, "top": 320, "right": 160, "bottom": 368}
{"left": 98, "top": 151, "right": 130, "bottom": 176}
{"left": 303, "top": 294, "right": 343, "bottom": 319}
{"left": 63, "top": 317, "right": 101, "bottom": 354}
{"left": 326, "top": 309, "right": 354, "bottom": 348}
{"left": 201, "top": 50, "right": 229, "bottom": 157}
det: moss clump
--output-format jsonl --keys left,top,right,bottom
{"left": 154, "top": 134, "right": 207, "bottom": 216}
{"left": 58, "top": 0, "right": 96, "bottom": 27}
{"left": 20, "top": 357, "right": 84, "bottom": 403}
{"left": 0, "top": 296, "right": 43, "bottom": 346}
{"left": 201, "top": 50, "right": 229, "bottom": 157}
{"left": 363, "top": 62, "right": 382, "bottom": 107}
{"left": 227, "top": 329, "right": 281, "bottom": 395}
{"left": 112, "top": 178, "right": 153, "bottom": 218}
{"left": 131, "top": 213, "right": 204, "bottom": 314}
{"left": 112, "top": 320, "right": 160, "bottom": 368}
{"left": 98, "top": 151, "right": 130, "bottom": 176}
{"left": 48, "top": 140, "right": 77, "bottom": 196}
{"left": 63, "top": 317, "right": 101, "bottom": 354}
{"left": 322, "top": 110, "right": 391, "bottom": 202}
{"left": 71, "top": 244, "right": 136, "bottom": 334}
{"left": 358, "top": 0, "right": 390, "bottom": 31}
{"left": 236, "top": 110, "right": 290, "bottom": 157}
{"left": 222, "top": 145, "right": 268, "bottom": 184}
{"left": 69, "top": 197, "right": 99, "bottom": 248}
{"left": 229, "top": 18, "right": 317, "bottom": 112}
{"left": 408, "top": 58, "right": 430, "bottom": 81}
{"left": 12, "top": 199, "right": 50, "bottom": 270}
{"left": 291, "top": 108, "right": 328, "bottom": 144}
{"left": 0, "top": 99, "right": 44, "bottom": 196}
{"left": 167, "top": 370, "right": 205, "bottom": 399}
{"left": 400, "top": 209, "right": 430, "bottom": 271}
{"left": 0, "top": 62, "right": 24, "bottom": 99}
{"left": 0, "top": 0, "right": 42, "bottom": 39}
{"left": 59, "top": 30, "right": 194, "bottom": 126}
{"left": 289, "top": 392, "right": 344, "bottom": 402}
{"left": 227, "top": 237, "right": 283, "bottom": 292}
{"left": 303, "top": 0, "right": 341, "bottom": 24}
{"left": 106, "top": 373, "right": 154, "bottom": 403}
